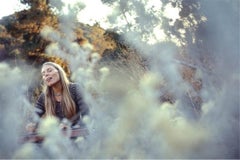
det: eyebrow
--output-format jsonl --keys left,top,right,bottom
{"left": 41, "top": 67, "right": 53, "bottom": 74}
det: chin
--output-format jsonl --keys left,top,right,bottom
{"left": 47, "top": 81, "right": 58, "bottom": 87}
{"left": 46, "top": 83, "right": 53, "bottom": 87}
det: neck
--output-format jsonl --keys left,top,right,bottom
{"left": 52, "top": 82, "right": 62, "bottom": 96}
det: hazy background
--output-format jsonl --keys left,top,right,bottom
{"left": 0, "top": 0, "right": 239, "bottom": 159}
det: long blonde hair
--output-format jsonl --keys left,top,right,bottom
{"left": 42, "top": 62, "right": 76, "bottom": 120}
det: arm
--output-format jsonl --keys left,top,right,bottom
{"left": 26, "top": 93, "right": 45, "bottom": 132}
{"left": 35, "top": 93, "right": 45, "bottom": 117}
{"left": 70, "top": 83, "right": 90, "bottom": 126}
{"left": 75, "top": 84, "right": 89, "bottom": 117}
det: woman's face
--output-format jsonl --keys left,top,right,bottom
{"left": 41, "top": 64, "right": 60, "bottom": 87}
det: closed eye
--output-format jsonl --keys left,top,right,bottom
{"left": 47, "top": 68, "right": 53, "bottom": 73}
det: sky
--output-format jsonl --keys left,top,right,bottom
{"left": 0, "top": 0, "right": 113, "bottom": 27}
{"left": 0, "top": 0, "right": 26, "bottom": 18}
{"left": 0, "top": 0, "right": 179, "bottom": 45}
{"left": 0, "top": 0, "right": 179, "bottom": 30}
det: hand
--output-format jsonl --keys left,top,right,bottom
{"left": 72, "top": 124, "right": 81, "bottom": 129}
{"left": 59, "top": 123, "right": 69, "bottom": 130}
{"left": 26, "top": 123, "right": 37, "bottom": 133}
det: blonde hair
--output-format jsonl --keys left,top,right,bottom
{"left": 42, "top": 62, "right": 76, "bottom": 120}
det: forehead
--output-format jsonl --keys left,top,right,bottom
{"left": 41, "top": 64, "right": 56, "bottom": 72}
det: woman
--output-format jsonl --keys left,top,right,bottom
{"left": 27, "top": 61, "right": 89, "bottom": 132}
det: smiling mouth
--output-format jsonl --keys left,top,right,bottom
{"left": 46, "top": 77, "right": 52, "bottom": 82}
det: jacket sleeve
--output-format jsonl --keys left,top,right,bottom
{"left": 70, "top": 83, "right": 90, "bottom": 123}
{"left": 73, "top": 83, "right": 90, "bottom": 118}
{"left": 35, "top": 93, "right": 45, "bottom": 117}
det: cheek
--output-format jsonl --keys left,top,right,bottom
{"left": 57, "top": 75, "right": 60, "bottom": 81}
{"left": 42, "top": 76, "right": 47, "bottom": 82}
{"left": 54, "top": 73, "right": 60, "bottom": 81}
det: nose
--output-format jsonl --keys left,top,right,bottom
{"left": 42, "top": 73, "right": 49, "bottom": 80}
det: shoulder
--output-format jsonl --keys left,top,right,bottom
{"left": 35, "top": 92, "right": 45, "bottom": 109}
{"left": 38, "top": 93, "right": 45, "bottom": 101}
{"left": 69, "top": 82, "right": 81, "bottom": 91}
{"left": 69, "top": 82, "right": 83, "bottom": 96}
